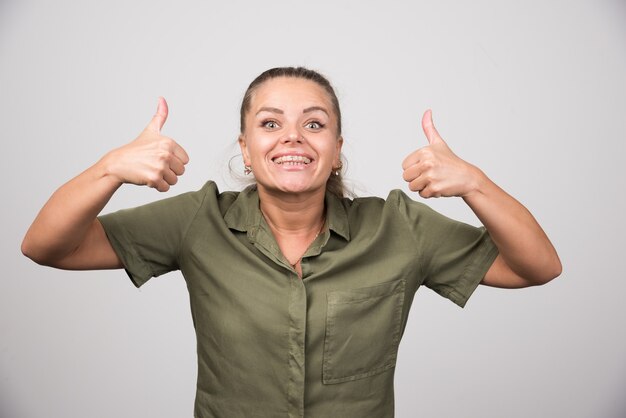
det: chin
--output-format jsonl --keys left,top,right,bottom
{"left": 256, "top": 170, "right": 329, "bottom": 195}
{"left": 278, "top": 183, "right": 316, "bottom": 194}
{"left": 265, "top": 179, "right": 324, "bottom": 196}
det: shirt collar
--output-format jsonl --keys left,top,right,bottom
{"left": 224, "top": 185, "right": 350, "bottom": 241}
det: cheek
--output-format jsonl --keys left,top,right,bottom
{"left": 246, "top": 138, "right": 274, "bottom": 162}
{"left": 325, "top": 138, "right": 342, "bottom": 158}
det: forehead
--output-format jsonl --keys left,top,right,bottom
{"left": 249, "top": 77, "right": 333, "bottom": 111}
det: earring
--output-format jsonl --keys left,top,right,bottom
{"left": 333, "top": 161, "right": 343, "bottom": 176}
{"left": 244, "top": 164, "right": 252, "bottom": 175}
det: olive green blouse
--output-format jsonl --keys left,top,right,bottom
{"left": 98, "top": 181, "right": 498, "bottom": 418}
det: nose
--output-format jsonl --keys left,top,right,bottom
{"left": 281, "top": 128, "right": 304, "bottom": 144}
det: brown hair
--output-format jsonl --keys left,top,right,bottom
{"left": 239, "top": 67, "right": 346, "bottom": 198}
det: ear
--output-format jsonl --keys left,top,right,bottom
{"left": 335, "top": 136, "right": 344, "bottom": 161}
{"left": 238, "top": 135, "right": 251, "bottom": 165}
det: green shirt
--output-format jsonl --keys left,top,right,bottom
{"left": 98, "top": 181, "right": 498, "bottom": 418}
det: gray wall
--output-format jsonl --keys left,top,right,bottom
{"left": 1, "top": 0, "right": 625, "bottom": 417}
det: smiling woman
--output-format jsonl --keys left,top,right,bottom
{"left": 239, "top": 67, "right": 346, "bottom": 199}
{"left": 239, "top": 77, "right": 342, "bottom": 197}
{"left": 21, "top": 66, "right": 561, "bottom": 418}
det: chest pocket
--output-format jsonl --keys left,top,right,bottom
{"left": 322, "top": 279, "right": 406, "bottom": 384}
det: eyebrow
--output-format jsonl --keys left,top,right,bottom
{"left": 256, "top": 107, "right": 283, "bottom": 116}
{"left": 302, "top": 106, "right": 329, "bottom": 116}
{"left": 255, "top": 106, "right": 330, "bottom": 116}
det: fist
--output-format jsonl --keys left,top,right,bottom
{"left": 105, "top": 97, "right": 190, "bottom": 192}
{"left": 401, "top": 110, "right": 479, "bottom": 198}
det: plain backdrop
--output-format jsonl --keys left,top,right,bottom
{"left": 1, "top": 0, "right": 625, "bottom": 417}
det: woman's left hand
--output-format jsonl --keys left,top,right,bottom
{"left": 402, "top": 110, "right": 482, "bottom": 198}
{"left": 402, "top": 110, "right": 562, "bottom": 287}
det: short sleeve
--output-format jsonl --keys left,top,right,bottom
{"left": 393, "top": 190, "right": 499, "bottom": 307}
{"left": 98, "top": 183, "right": 211, "bottom": 287}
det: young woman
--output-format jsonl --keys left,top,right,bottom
{"left": 22, "top": 67, "right": 561, "bottom": 418}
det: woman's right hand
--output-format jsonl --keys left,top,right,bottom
{"left": 102, "top": 97, "right": 190, "bottom": 192}
{"left": 22, "top": 97, "right": 190, "bottom": 268}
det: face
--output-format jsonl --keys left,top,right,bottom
{"left": 239, "top": 77, "right": 343, "bottom": 197}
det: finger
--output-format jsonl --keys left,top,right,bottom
{"left": 422, "top": 109, "right": 443, "bottom": 145}
{"left": 146, "top": 97, "right": 169, "bottom": 133}
{"left": 168, "top": 155, "right": 186, "bottom": 176}
{"left": 155, "top": 181, "right": 170, "bottom": 192}
{"left": 162, "top": 168, "right": 179, "bottom": 186}
{"left": 408, "top": 175, "right": 429, "bottom": 193}
{"left": 402, "top": 164, "right": 421, "bottom": 183}
{"left": 419, "top": 185, "right": 442, "bottom": 199}
{"left": 402, "top": 150, "right": 422, "bottom": 170}
{"left": 151, "top": 177, "right": 170, "bottom": 192}
{"left": 172, "top": 141, "right": 190, "bottom": 165}
{"left": 144, "top": 168, "right": 172, "bottom": 192}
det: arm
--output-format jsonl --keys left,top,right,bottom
{"left": 401, "top": 110, "right": 561, "bottom": 288}
{"left": 21, "top": 97, "right": 189, "bottom": 270}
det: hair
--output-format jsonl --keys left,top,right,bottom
{"left": 239, "top": 66, "right": 346, "bottom": 198}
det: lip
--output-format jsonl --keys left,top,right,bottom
{"left": 271, "top": 151, "right": 314, "bottom": 161}
{"left": 270, "top": 151, "right": 315, "bottom": 167}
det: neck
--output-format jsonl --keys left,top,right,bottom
{"left": 258, "top": 187, "right": 326, "bottom": 236}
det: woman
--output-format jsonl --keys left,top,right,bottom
{"left": 22, "top": 67, "right": 561, "bottom": 418}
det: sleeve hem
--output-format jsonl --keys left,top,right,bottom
{"left": 446, "top": 232, "right": 499, "bottom": 308}
{"left": 97, "top": 216, "right": 154, "bottom": 288}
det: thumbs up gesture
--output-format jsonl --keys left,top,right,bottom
{"left": 103, "top": 97, "right": 190, "bottom": 192}
{"left": 402, "top": 110, "right": 480, "bottom": 198}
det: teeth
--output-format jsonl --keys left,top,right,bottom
{"left": 273, "top": 155, "right": 311, "bottom": 164}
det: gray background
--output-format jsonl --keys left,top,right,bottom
{"left": 1, "top": 0, "right": 625, "bottom": 417}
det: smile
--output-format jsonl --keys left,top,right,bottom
{"left": 272, "top": 155, "right": 312, "bottom": 165}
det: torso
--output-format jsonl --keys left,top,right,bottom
{"left": 274, "top": 235, "right": 317, "bottom": 278}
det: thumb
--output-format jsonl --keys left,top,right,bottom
{"left": 146, "top": 97, "right": 169, "bottom": 133}
{"left": 422, "top": 109, "right": 443, "bottom": 145}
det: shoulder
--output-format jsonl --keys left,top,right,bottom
{"left": 343, "top": 189, "right": 432, "bottom": 218}
{"left": 103, "top": 181, "right": 242, "bottom": 221}
{"left": 194, "top": 181, "right": 241, "bottom": 216}
{"left": 339, "top": 190, "right": 450, "bottom": 241}
{"left": 329, "top": 190, "right": 434, "bottom": 239}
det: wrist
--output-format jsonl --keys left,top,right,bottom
{"left": 462, "top": 165, "right": 489, "bottom": 199}
{"left": 94, "top": 151, "right": 125, "bottom": 189}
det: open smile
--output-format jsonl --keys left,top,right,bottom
{"left": 271, "top": 155, "right": 312, "bottom": 166}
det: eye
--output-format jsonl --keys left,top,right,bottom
{"left": 305, "top": 121, "right": 324, "bottom": 130}
{"left": 262, "top": 120, "right": 279, "bottom": 129}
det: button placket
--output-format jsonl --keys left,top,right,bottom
{"left": 287, "top": 271, "right": 307, "bottom": 418}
